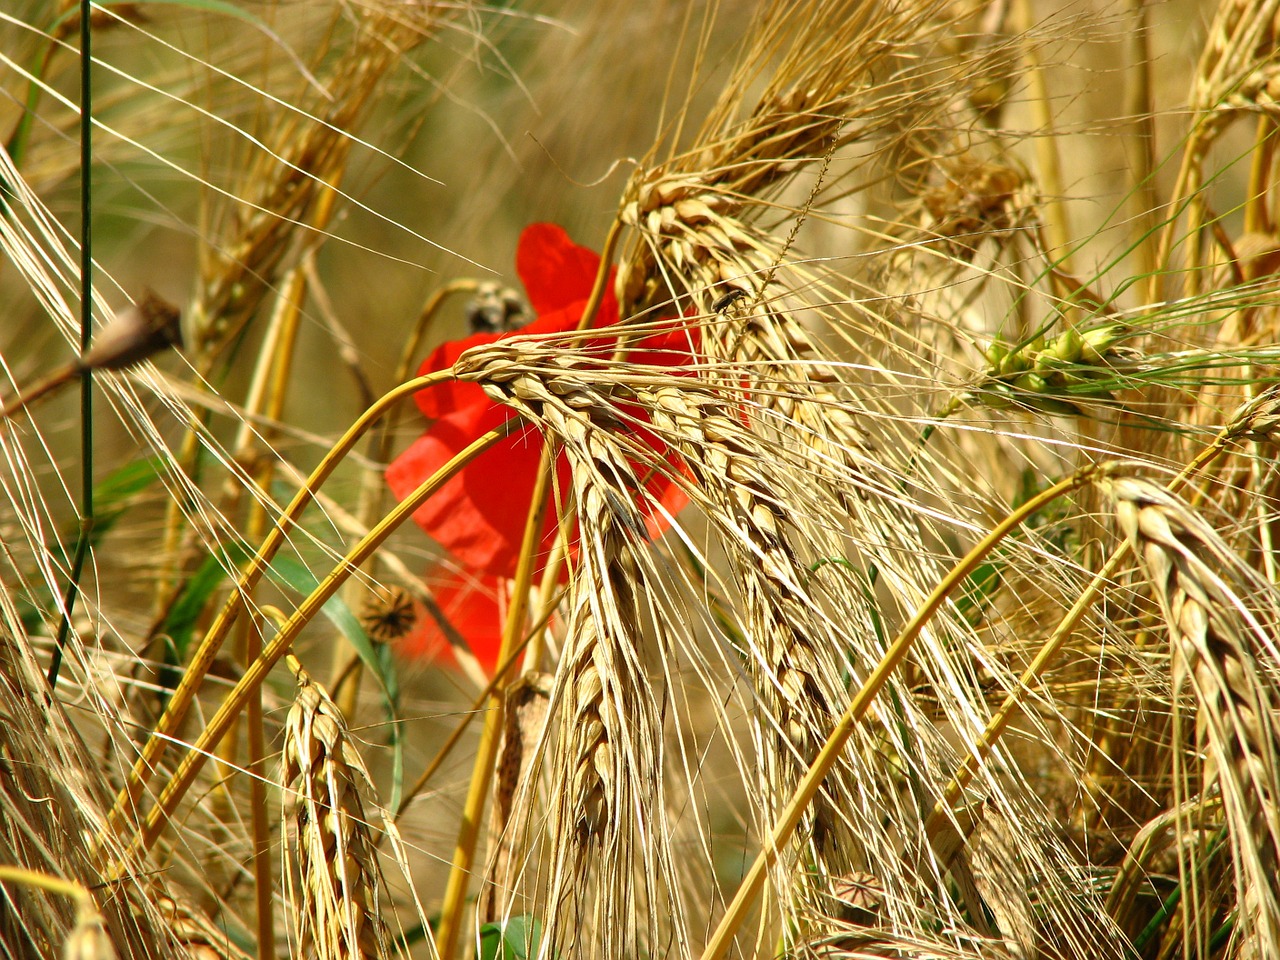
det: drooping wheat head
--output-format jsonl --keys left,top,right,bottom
{"left": 281, "top": 656, "right": 393, "bottom": 960}
{"left": 1108, "top": 476, "right": 1280, "bottom": 960}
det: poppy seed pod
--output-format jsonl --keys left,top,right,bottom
{"left": 79, "top": 291, "right": 183, "bottom": 373}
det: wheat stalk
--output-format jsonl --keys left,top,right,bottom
{"left": 453, "top": 342, "right": 680, "bottom": 956}
{"left": 452, "top": 335, "right": 1093, "bottom": 951}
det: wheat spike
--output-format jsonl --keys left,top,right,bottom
{"left": 194, "top": 4, "right": 447, "bottom": 359}
{"left": 481, "top": 671, "right": 552, "bottom": 925}
{"left": 452, "top": 333, "right": 1117, "bottom": 949}
{"left": 1107, "top": 475, "right": 1280, "bottom": 959}
{"left": 1190, "top": 0, "right": 1280, "bottom": 131}
{"left": 643, "top": 381, "right": 843, "bottom": 766}
{"left": 608, "top": 0, "right": 1017, "bottom": 891}
{"left": 453, "top": 344, "right": 679, "bottom": 956}
{"left": 281, "top": 657, "right": 392, "bottom": 960}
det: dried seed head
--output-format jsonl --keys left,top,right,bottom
{"left": 465, "top": 282, "right": 529, "bottom": 334}
{"left": 79, "top": 291, "right": 183, "bottom": 373}
{"left": 922, "top": 153, "right": 1027, "bottom": 257}
{"left": 831, "top": 872, "right": 885, "bottom": 923}
{"left": 358, "top": 584, "right": 418, "bottom": 643}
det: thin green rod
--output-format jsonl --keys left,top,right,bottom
{"left": 48, "top": 0, "right": 93, "bottom": 690}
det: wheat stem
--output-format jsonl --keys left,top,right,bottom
{"left": 1245, "top": 115, "right": 1276, "bottom": 235}
{"left": 99, "top": 369, "right": 458, "bottom": 848}
{"left": 107, "top": 425, "right": 505, "bottom": 869}
{"left": 434, "top": 443, "right": 555, "bottom": 960}
{"left": 700, "top": 466, "right": 1099, "bottom": 960}
{"left": 1012, "top": 0, "right": 1072, "bottom": 285}
{"left": 242, "top": 273, "right": 305, "bottom": 960}
{"left": 1124, "top": 0, "right": 1158, "bottom": 281}
{"left": 923, "top": 412, "right": 1254, "bottom": 865}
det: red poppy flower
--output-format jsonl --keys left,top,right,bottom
{"left": 396, "top": 568, "right": 506, "bottom": 671}
{"left": 386, "top": 223, "right": 692, "bottom": 667}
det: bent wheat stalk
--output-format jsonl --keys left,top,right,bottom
{"left": 699, "top": 465, "right": 1100, "bottom": 960}
{"left": 106, "top": 425, "right": 505, "bottom": 869}
{"left": 101, "top": 370, "right": 453, "bottom": 846}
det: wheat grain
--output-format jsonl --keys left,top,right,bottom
{"left": 281, "top": 656, "right": 391, "bottom": 960}
{"left": 481, "top": 671, "right": 552, "bottom": 925}
{"left": 1107, "top": 475, "right": 1280, "bottom": 958}
{"left": 454, "top": 343, "right": 678, "bottom": 956}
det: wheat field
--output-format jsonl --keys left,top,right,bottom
{"left": 2, "top": 1, "right": 1280, "bottom": 958}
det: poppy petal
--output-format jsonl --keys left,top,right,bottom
{"left": 386, "top": 401, "right": 571, "bottom": 578}
{"left": 413, "top": 331, "right": 504, "bottom": 420}
{"left": 517, "top": 223, "right": 607, "bottom": 317}
{"left": 398, "top": 567, "right": 505, "bottom": 671}
{"left": 388, "top": 224, "right": 699, "bottom": 664}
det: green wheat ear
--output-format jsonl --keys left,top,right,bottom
{"left": 970, "top": 323, "right": 1140, "bottom": 416}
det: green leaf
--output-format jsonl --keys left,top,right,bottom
{"left": 479, "top": 916, "right": 546, "bottom": 960}
{"left": 163, "top": 544, "right": 247, "bottom": 661}
{"left": 95, "top": 456, "right": 163, "bottom": 507}
{"left": 88, "top": 457, "right": 165, "bottom": 545}
{"left": 265, "top": 556, "right": 396, "bottom": 700}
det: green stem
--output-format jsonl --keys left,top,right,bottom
{"left": 48, "top": 0, "right": 93, "bottom": 691}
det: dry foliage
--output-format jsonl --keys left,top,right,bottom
{"left": 2, "top": 1, "right": 1280, "bottom": 959}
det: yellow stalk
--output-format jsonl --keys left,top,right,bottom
{"left": 922, "top": 425, "right": 1244, "bottom": 865}
{"left": 1245, "top": 115, "right": 1275, "bottom": 236}
{"left": 434, "top": 443, "right": 555, "bottom": 960}
{"left": 101, "top": 369, "right": 455, "bottom": 846}
{"left": 434, "top": 216, "right": 622, "bottom": 960}
{"left": 1013, "top": 0, "right": 1073, "bottom": 286}
{"left": 1124, "top": 0, "right": 1158, "bottom": 282}
{"left": 0, "top": 866, "right": 94, "bottom": 908}
{"left": 699, "top": 467, "right": 1101, "bottom": 960}
{"left": 239, "top": 265, "right": 308, "bottom": 960}
{"left": 106, "top": 425, "right": 507, "bottom": 872}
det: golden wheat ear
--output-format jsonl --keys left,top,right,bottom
{"left": 281, "top": 655, "right": 393, "bottom": 960}
{"left": 1106, "top": 476, "right": 1280, "bottom": 958}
